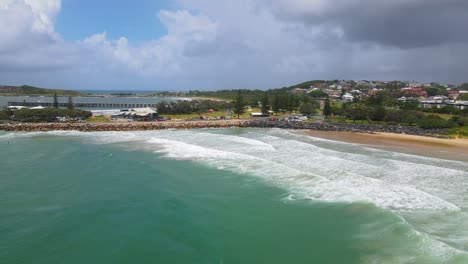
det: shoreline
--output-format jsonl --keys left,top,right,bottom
{"left": 0, "top": 120, "right": 252, "bottom": 132}
{"left": 304, "top": 130, "right": 468, "bottom": 162}
{"left": 1, "top": 120, "right": 466, "bottom": 161}
{"left": 0, "top": 119, "right": 452, "bottom": 136}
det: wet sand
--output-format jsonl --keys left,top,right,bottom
{"left": 305, "top": 130, "right": 468, "bottom": 162}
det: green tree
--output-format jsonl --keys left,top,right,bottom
{"left": 232, "top": 90, "right": 246, "bottom": 119}
{"left": 418, "top": 115, "right": 457, "bottom": 129}
{"left": 384, "top": 110, "right": 404, "bottom": 124}
{"left": 308, "top": 90, "right": 328, "bottom": 98}
{"left": 345, "top": 104, "right": 370, "bottom": 123}
{"left": 261, "top": 93, "right": 270, "bottom": 115}
{"left": 13, "top": 109, "right": 91, "bottom": 122}
{"left": 0, "top": 110, "right": 11, "bottom": 121}
{"left": 370, "top": 106, "right": 387, "bottom": 122}
{"left": 299, "top": 102, "right": 318, "bottom": 116}
{"left": 323, "top": 98, "right": 331, "bottom": 119}
{"left": 450, "top": 115, "right": 468, "bottom": 126}
{"left": 287, "top": 94, "right": 299, "bottom": 113}
{"left": 53, "top": 93, "right": 59, "bottom": 108}
{"left": 282, "top": 95, "right": 290, "bottom": 111}
{"left": 272, "top": 94, "right": 280, "bottom": 115}
{"left": 459, "top": 93, "right": 468, "bottom": 100}
{"left": 366, "top": 92, "right": 390, "bottom": 106}
{"left": 424, "top": 87, "right": 448, "bottom": 97}
{"left": 67, "top": 96, "right": 74, "bottom": 110}
{"left": 330, "top": 105, "right": 342, "bottom": 116}
{"left": 399, "top": 100, "right": 419, "bottom": 110}
{"left": 402, "top": 110, "right": 424, "bottom": 126}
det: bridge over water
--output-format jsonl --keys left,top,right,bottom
{"left": 8, "top": 102, "right": 158, "bottom": 109}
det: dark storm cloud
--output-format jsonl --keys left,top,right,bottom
{"left": 269, "top": 0, "right": 468, "bottom": 48}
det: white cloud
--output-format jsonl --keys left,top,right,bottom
{"left": 23, "top": 0, "right": 60, "bottom": 34}
{"left": 1, "top": 0, "right": 468, "bottom": 90}
{"left": 79, "top": 10, "right": 218, "bottom": 76}
{"left": 159, "top": 10, "right": 217, "bottom": 42}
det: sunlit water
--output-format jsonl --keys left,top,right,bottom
{"left": 1, "top": 128, "right": 467, "bottom": 263}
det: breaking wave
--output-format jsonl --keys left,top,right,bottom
{"left": 5, "top": 128, "right": 468, "bottom": 260}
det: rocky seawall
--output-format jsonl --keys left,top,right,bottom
{"left": 248, "top": 120, "right": 449, "bottom": 138}
{"left": 0, "top": 120, "right": 448, "bottom": 137}
{"left": 0, "top": 120, "right": 251, "bottom": 132}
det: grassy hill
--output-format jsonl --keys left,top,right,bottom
{"left": 182, "top": 80, "right": 334, "bottom": 102}
{"left": 0, "top": 85, "right": 83, "bottom": 96}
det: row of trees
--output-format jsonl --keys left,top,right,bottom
{"left": 0, "top": 108, "right": 92, "bottom": 122}
{"left": 230, "top": 90, "right": 323, "bottom": 118}
{"left": 52, "top": 93, "right": 75, "bottom": 110}
{"left": 156, "top": 99, "right": 232, "bottom": 115}
{"left": 330, "top": 102, "right": 464, "bottom": 129}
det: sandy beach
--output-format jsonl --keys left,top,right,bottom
{"left": 305, "top": 130, "right": 468, "bottom": 162}
{"left": 2, "top": 119, "right": 466, "bottom": 161}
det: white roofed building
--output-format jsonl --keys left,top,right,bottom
{"left": 112, "top": 107, "right": 158, "bottom": 121}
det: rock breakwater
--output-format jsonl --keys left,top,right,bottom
{"left": 0, "top": 120, "right": 448, "bottom": 137}
{"left": 248, "top": 120, "right": 448, "bottom": 138}
{"left": 0, "top": 120, "right": 251, "bottom": 132}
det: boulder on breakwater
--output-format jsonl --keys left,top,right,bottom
{"left": 0, "top": 120, "right": 251, "bottom": 132}
{"left": 247, "top": 120, "right": 448, "bottom": 138}
{"left": 0, "top": 119, "right": 448, "bottom": 138}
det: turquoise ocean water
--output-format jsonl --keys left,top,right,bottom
{"left": 1, "top": 128, "right": 468, "bottom": 263}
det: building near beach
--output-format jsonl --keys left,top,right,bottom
{"left": 112, "top": 107, "right": 159, "bottom": 121}
{"left": 419, "top": 100, "right": 468, "bottom": 110}
{"left": 250, "top": 112, "right": 271, "bottom": 118}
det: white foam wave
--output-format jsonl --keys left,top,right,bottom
{"left": 145, "top": 135, "right": 461, "bottom": 212}
{"left": 5, "top": 129, "right": 467, "bottom": 213}
{"left": 5, "top": 128, "right": 468, "bottom": 256}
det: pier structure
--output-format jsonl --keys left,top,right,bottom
{"left": 7, "top": 102, "right": 158, "bottom": 109}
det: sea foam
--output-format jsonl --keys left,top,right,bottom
{"left": 7, "top": 128, "right": 468, "bottom": 256}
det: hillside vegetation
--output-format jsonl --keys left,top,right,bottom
{"left": 0, "top": 85, "right": 82, "bottom": 96}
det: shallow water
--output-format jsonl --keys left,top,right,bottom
{"left": 1, "top": 128, "right": 468, "bottom": 263}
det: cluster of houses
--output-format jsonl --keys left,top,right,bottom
{"left": 290, "top": 80, "right": 468, "bottom": 110}
{"left": 397, "top": 87, "right": 468, "bottom": 110}
{"left": 291, "top": 81, "right": 391, "bottom": 102}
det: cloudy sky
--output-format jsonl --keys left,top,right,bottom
{"left": 1, "top": 0, "right": 467, "bottom": 90}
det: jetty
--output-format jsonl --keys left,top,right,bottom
{"left": 7, "top": 102, "right": 158, "bottom": 109}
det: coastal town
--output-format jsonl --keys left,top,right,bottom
{"left": 1, "top": 80, "right": 468, "bottom": 138}
{"left": 4, "top": 1, "right": 468, "bottom": 263}
{"left": 288, "top": 80, "right": 468, "bottom": 109}
{"left": 287, "top": 80, "right": 468, "bottom": 111}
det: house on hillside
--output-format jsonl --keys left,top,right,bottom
{"left": 401, "top": 87, "right": 428, "bottom": 97}
{"left": 342, "top": 93, "right": 354, "bottom": 102}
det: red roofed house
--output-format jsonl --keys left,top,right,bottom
{"left": 401, "top": 87, "right": 428, "bottom": 97}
